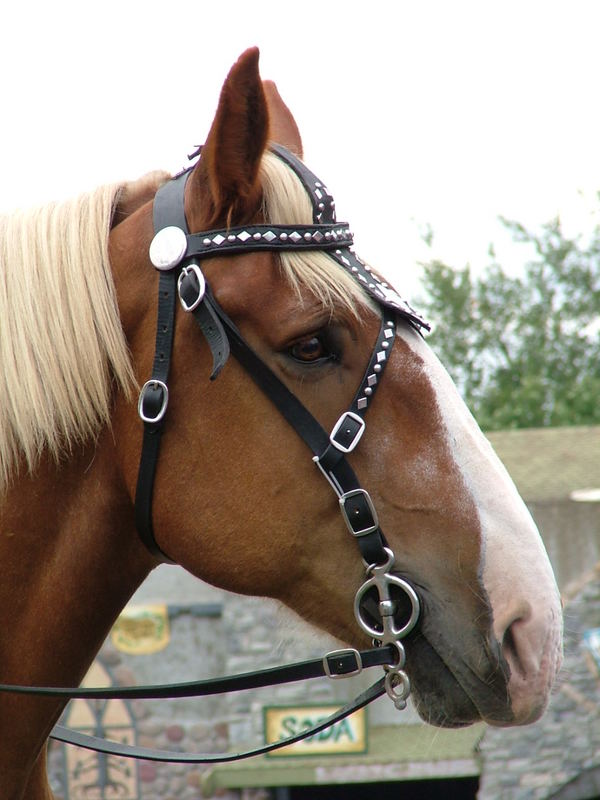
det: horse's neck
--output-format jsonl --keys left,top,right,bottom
{"left": 0, "top": 431, "right": 151, "bottom": 799}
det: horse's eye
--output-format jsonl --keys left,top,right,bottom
{"left": 289, "top": 335, "right": 330, "bottom": 364}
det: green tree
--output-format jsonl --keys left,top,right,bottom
{"left": 419, "top": 214, "right": 600, "bottom": 430}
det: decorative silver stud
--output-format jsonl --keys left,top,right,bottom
{"left": 290, "top": 231, "right": 302, "bottom": 243}
{"left": 263, "top": 231, "right": 277, "bottom": 242}
{"left": 357, "top": 398, "right": 368, "bottom": 410}
{"left": 253, "top": 232, "right": 262, "bottom": 240}
{"left": 384, "top": 329, "right": 394, "bottom": 339}
{"left": 237, "top": 231, "right": 252, "bottom": 242}
{"left": 280, "top": 232, "right": 288, "bottom": 241}
{"left": 227, "top": 234, "right": 236, "bottom": 242}
{"left": 213, "top": 234, "right": 226, "bottom": 245}
{"left": 367, "top": 374, "right": 377, "bottom": 387}
{"left": 364, "top": 387, "right": 373, "bottom": 396}
{"left": 377, "top": 351, "right": 386, "bottom": 363}
{"left": 374, "top": 364, "right": 382, "bottom": 373}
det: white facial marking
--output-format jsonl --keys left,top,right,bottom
{"left": 396, "top": 326, "right": 562, "bottom": 723}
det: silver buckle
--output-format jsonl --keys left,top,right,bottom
{"left": 339, "top": 489, "right": 379, "bottom": 537}
{"left": 329, "top": 412, "right": 365, "bottom": 453}
{"left": 138, "top": 380, "right": 169, "bottom": 424}
{"left": 323, "top": 648, "right": 363, "bottom": 679}
{"left": 178, "top": 263, "right": 206, "bottom": 312}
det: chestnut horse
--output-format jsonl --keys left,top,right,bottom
{"left": 0, "top": 49, "right": 561, "bottom": 799}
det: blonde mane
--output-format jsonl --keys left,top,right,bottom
{"left": 0, "top": 153, "right": 373, "bottom": 491}
{"left": 0, "top": 184, "right": 136, "bottom": 490}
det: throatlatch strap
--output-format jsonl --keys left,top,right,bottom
{"left": 134, "top": 170, "right": 191, "bottom": 563}
{"left": 134, "top": 268, "right": 177, "bottom": 563}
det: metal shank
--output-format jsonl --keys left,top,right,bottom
{"left": 354, "top": 548, "right": 420, "bottom": 643}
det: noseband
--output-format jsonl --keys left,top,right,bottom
{"left": 2, "top": 146, "right": 431, "bottom": 762}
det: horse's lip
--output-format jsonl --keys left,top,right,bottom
{"left": 403, "top": 622, "right": 513, "bottom": 727}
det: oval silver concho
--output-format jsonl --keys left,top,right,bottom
{"left": 149, "top": 226, "right": 188, "bottom": 270}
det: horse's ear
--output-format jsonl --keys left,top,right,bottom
{"left": 187, "top": 47, "right": 269, "bottom": 229}
{"left": 263, "top": 80, "right": 303, "bottom": 158}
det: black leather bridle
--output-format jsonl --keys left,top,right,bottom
{"left": 134, "top": 144, "right": 427, "bottom": 571}
{"left": 1, "top": 146, "right": 430, "bottom": 763}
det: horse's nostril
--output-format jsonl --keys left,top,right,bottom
{"left": 499, "top": 604, "right": 537, "bottom": 680}
{"left": 502, "top": 623, "right": 525, "bottom": 678}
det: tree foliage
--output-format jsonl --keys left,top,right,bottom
{"left": 419, "top": 214, "right": 600, "bottom": 430}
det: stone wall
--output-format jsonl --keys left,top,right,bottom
{"left": 47, "top": 600, "right": 272, "bottom": 800}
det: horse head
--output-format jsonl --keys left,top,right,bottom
{"left": 108, "top": 48, "right": 561, "bottom": 729}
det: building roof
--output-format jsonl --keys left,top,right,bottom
{"left": 486, "top": 425, "right": 600, "bottom": 502}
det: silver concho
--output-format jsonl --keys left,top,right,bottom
{"left": 149, "top": 226, "right": 188, "bottom": 270}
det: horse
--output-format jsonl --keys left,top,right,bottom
{"left": 0, "top": 48, "right": 562, "bottom": 800}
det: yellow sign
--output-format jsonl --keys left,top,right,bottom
{"left": 264, "top": 705, "right": 367, "bottom": 757}
{"left": 64, "top": 661, "right": 140, "bottom": 799}
{"left": 111, "top": 603, "right": 170, "bottom": 655}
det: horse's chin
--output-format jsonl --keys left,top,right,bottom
{"left": 409, "top": 667, "right": 492, "bottom": 729}
{"left": 405, "top": 628, "right": 514, "bottom": 728}
{"left": 410, "top": 684, "right": 481, "bottom": 729}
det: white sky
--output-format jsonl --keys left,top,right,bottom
{"left": 2, "top": 1, "right": 600, "bottom": 299}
